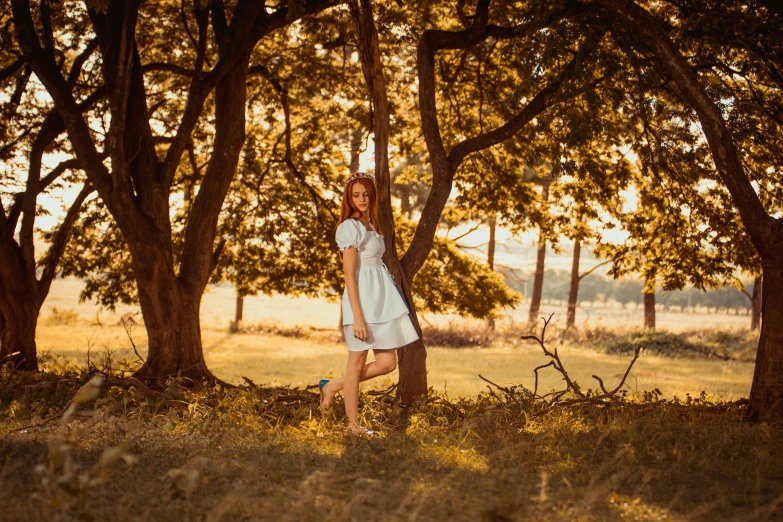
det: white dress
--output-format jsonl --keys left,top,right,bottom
{"left": 335, "top": 218, "right": 420, "bottom": 352}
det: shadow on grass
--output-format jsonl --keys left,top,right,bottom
{"left": 1, "top": 381, "right": 781, "bottom": 522}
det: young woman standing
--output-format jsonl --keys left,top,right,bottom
{"left": 318, "top": 172, "right": 420, "bottom": 435}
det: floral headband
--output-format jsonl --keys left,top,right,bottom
{"left": 344, "top": 171, "right": 375, "bottom": 187}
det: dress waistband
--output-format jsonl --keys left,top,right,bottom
{"left": 359, "top": 261, "right": 396, "bottom": 284}
{"left": 382, "top": 262, "right": 395, "bottom": 284}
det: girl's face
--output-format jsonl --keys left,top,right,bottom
{"left": 351, "top": 183, "right": 370, "bottom": 214}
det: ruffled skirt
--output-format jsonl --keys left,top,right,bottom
{"left": 344, "top": 312, "right": 420, "bottom": 352}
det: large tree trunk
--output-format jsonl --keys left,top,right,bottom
{"left": 748, "top": 267, "right": 783, "bottom": 419}
{"left": 130, "top": 47, "right": 250, "bottom": 385}
{"left": 350, "top": 0, "right": 427, "bottom": 403}
{"left": 566, "top": 240, "right": 581, "bottom": 329}
{"left": 487, "top": 214, "right": 496, "bottom": 331}
{"left": 595, "top": 0, "right": 783, "bottom": 420}
{"left": 751, "top": 275, "right": 762, "bottom": 331}
{"left": 643, "top": 290, "right": 655, "bottom": 330}
{"left": 132, "top": 270, "right": 212, "bottom": 384}
{"left": 0, "top": 291, "right": 39, "bottom": 371}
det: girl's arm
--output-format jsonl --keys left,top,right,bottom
{"left": 342, "top": 246, "right": 368, "bottom": 340}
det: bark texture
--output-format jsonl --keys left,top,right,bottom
{"left": 595, "top": 0, "right": 783, "bottom": 420}
{"left": 748, "top": 267, "right": 783, "bottom": 418}
{"left": 751, "top": 276, "right": 762, "bottom": 331}
{"left": 349, "top": 0, "right": 427, "bottom": 403}
{"left": 0, "top": 288, "right": 38, "bottom": 371}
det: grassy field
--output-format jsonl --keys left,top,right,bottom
{"left": 34, "top": 277, "right": 757, "bottom": 401}
{"left": 43, "top": 276, "right": 755, "bottom": 332}
{"left": 0, "top": 375, "right": 779, "bottom": 522}
{"left": 1, "top": 278, "right": 775, "bottom": 521}
{"left": 35, "top": 323, "right": 755, "bottom": 402}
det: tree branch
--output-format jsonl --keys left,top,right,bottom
{"left": 37, "top": 183, "right": 95, "bottom": 300}
{"left": 0, "top": 58, "right": 24, "bottom": 82}
{"left": 594, "top": 0, "right": 777, "bottom": 256}
{"left": 402, "top": 13, "right": 606, "bottom": 283}
{"left": 578, "top": 259, "right": 612, "bottom": 281}
{"left": 11, "top": 0, "right": 112, "bottom": 194}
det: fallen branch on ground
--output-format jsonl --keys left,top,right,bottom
{"left": 478, "top": 313, "right": 643, "bottom": 417}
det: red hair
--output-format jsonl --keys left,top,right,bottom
{"left": 335, "top": 176, "right": 382, "bottom": 257}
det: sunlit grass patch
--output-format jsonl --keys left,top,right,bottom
{"left": 1, "top": 365, "right": 780, "bottom": 522}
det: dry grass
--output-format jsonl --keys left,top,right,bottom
{"left": 0, "top": 364, "right": 779, "bottom": 522}
{"left": 33, "top": 322, "right": 755, "bottom": 402}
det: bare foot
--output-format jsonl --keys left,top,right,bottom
{"left": 319, "top": 381, "right": 337, "bottom": 410}
{"left": 346, "top": 422, "right": 373, "bottom": 436}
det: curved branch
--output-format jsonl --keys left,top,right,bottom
{"left": 37, "top": 183, "right": 95, "bottom": 300}
{"left": 578, "top": 259, "right": 612, "bottom": 281}
{"left": 402, "top": 17, "right": 607, "bottom": 283}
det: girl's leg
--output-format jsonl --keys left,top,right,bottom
{"left": 343, "top": 350, "right": 368, "bottom": 431}
{"left": 321, "top": 349, "right": 397, "bottom": 409}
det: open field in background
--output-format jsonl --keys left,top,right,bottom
{"left": 44, "top": 277, "right": 755, "bottom": 333}
{"left": 36, "top": 278, "right": 757, "bottom": 401}
{"left": 36, "top": 324, "right": 755, "bottom": 401}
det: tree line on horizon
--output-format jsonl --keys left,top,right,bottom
{"left": 1, "top": 0, "right": 781, "bottom": 419}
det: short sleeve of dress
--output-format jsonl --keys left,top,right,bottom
{"left": 335, "top": 219, "right": 362, "bottom": 252}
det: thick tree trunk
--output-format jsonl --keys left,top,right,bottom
{"left": 133, "top": 272, "right": 212, "bottom": 385}
{"left": 643, "top": 290, "right": 655, "bottom": 330}
{"left": 350, "top": 0, "right": 427, "bottom": 403}
{"left": 487, "top": 214, "right": 496, "bottom": 331}
{"left": 0, "top": 292, "right": 39, "bottom": 371}
{"left": 751, "top": 275, "right": 762, "bottom": 331}
{"left": 566, "top": 240, "right": 581, "bottom": 329}
{"left": 748, "top": 267, "right": 783, "bottom": 420}
{"left": 129, "top": 43, "right": 250, "bottom": 385}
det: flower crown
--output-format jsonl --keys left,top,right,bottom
{"left": 344, "top": 171, "right": 375, "bottom": 187}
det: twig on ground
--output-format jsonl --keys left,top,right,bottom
{"left": 478, "top": 374, "right": 514, "bottom": 402}
{"left": 102, "top": 377, "right": 168, "bottom": 400}
{"left": 6, "top": 400, "right": 74, "bottom": 434}
{"left": 477, "top": 313, "right": 645, "bottom": 417}
{"left": 122, "top": 319, "right": 145, "bottom": 365}
{"left": 531, "top": 347, "right": 642, "bottom": 417}
{"left": 366, "top": 383, "right": 397, "bottom": 397}
{"left": 242, "top": 376, "right": 259, "bottom": 389}
{"left": 522, "top": 313, "right": 585, "bottom": 399}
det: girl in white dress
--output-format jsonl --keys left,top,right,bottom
{"left": 318, "top": 172, "right": 420, "bottom": 435}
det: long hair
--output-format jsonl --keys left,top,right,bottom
{"left": 335, "top": 175, "right": 382, "bottom": 258}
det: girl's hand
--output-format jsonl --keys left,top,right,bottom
{"left": 353, "top": 317, "right": 368, "bottom": 342}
